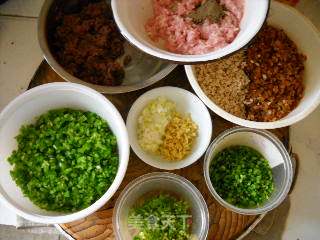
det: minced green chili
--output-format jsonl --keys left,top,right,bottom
{"left": 8, "top": 109, "right": 119, "bottom": 212}
{"left": 209, "top": 145, "right": 274, "bottom": 208}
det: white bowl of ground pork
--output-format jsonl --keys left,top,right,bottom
{"left": 186, "top": 1, "right": 320, "bottom": 129}
{"left": 111, "top": 0, "right": 269, "bottom": 63}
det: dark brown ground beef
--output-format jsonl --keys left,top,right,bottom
{"left": 244, "top": 25, "right": 305, "bottom": 122}
{"left": 48, "top": 0, "right": 126, "bottom": 86}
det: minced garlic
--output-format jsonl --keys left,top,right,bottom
{"left": 137, "top": 97, "right": 176, "bottom": 154}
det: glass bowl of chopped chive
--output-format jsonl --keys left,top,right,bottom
{"left": 0, "top": 83, "right": 129, "bottom": 224}
{"left": 113, "top": 172, "right": 209, "bottom": 240}
{"left": 204, "top": 127, "right": 293, "bottom": 215}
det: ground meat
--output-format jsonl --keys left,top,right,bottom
{"left": 145, "top": 0, "right": 244, "bottom": 54}
{"left": 48, "top": 0, "right": 126, "bottom": 86}
{"left": 244, "top": 25, "right": 305, "bottom": 122}
{"left": 195, "top": 50, "right": 250, "bottom": 118}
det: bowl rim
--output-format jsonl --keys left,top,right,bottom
{"left": 0, "top": 82, "right": 130, "bottom": 224}
{"left": 185, "top": 1, "right": 320, "bottom": 129}
{"left": 37, "top": 0, "right": 177, "bottom": 94}
{"left": 126, "top": 86, "right": 213, "bottom": 170}
{"left": 203, "top": 127, "right": 293, "bottom": 215}
{"left": 112, "top": 172, "right": 210, "bottom": 240}
{"left": 111, "top": 0, "right": 270, "bottom": 64}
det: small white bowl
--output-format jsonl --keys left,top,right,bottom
{"left": 185, "top": 0, "right": 320, "bottom": 129}
{"left": 126, "top": 87, "right": 212, "bottom": 170}
{"left": 0, "top": 83, "right": 130, "bottom": 224}
{"left": 111, "top": 0, "right": 269, "bottom": 63}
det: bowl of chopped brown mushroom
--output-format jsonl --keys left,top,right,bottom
{"left": 38, "top": 0, "right": 176, "bottom": 94}
{"left": 185, "top": 0, "right": 320, "bottom": 129}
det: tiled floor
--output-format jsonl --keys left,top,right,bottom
{"left": 0, "top": 1, "right": 68, "bottom": 239}
{"left": 0, "top": 226, "right": 66, "bottom": 240}
{"left": 0, "top": 16, "right": 43, "bottom": 110}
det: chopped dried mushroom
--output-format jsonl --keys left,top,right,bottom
{"left": 244, "top": 25, "right": 305, "bottom": 122}
{"left": 195, "top": 24, "right": 305, "bottom": 122}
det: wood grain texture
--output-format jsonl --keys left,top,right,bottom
{"left": 277, "top": 0, "right": 300, "bottom": 6}
{"left": 30, "top": 63, "right": 289, "bottom": 240}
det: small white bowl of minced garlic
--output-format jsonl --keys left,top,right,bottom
{"left": 126, "top": 86, "right": 212, "bottom": 170}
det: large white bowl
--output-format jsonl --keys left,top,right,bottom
{"left": 0, "top": 83, "right": 130, "bottom": 224}
{"left": 126, "top": 87, "right": 212, "bottom": 170}
{"left": 185, "top": 0, "right": 320, "bottom": 129}
{"left": 111, "top": 0, "right": 269, "bottom": 63}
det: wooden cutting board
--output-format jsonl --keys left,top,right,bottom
{"left": 29, "top": 63, "right": 290, "bottom": 240}
{"left": 277, "top": 0, "right": 300, "bottom": 6}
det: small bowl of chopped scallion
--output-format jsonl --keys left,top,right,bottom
{"left": 0, "top": 83, "right": 129, "bottom": 224}
{"left": 203, "top": 127, "right": 293, "bottom": 215}
{"left": 113, "top": 172, "right": 209, "bottom": 240}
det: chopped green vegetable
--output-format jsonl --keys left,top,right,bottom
{"left": 209, "top": 146, "right": 274, "bottom": 208}
{"left": 8, "top": 109, "right": 119, "bottom": 212}
{"left": 128, "top": 194, "right": 192, "bottom": 240}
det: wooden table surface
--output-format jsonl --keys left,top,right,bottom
{"left": 30, "top": 63, "right": 289, "bottom": 240}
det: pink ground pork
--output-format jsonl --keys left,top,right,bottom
{"left": 145, "top": 0, "right": 244, "bottom": 54}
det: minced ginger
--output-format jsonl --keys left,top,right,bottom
{"left": 159, "top": 113, "right": 198, "bottom": 161}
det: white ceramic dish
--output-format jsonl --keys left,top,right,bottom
{"left": 185, "top": 0, "right": 320, "bottom": 129}
{"left": 204, "top": 127, "right": 293, "bottom": 215}
{"left": 126, "top": 86, "right": 212, "bottom": 170}
{"left": 111, "top": 0, "right": 269, "bottom": 63}
{"left": 0, "top": 83, "right": 130, "bottom": 224}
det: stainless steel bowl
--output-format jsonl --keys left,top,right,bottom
{"left": 38, "top": 0, "right": 176, "bottom": 94}
{"left": 204, "top": 127, "right": 293, "bottom": 215}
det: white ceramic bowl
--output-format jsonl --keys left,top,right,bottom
{"left": 126, "top": 87, "right": 212, "bottom": 170}
{"left": 185, "top": 0, "right": 320, "bottom": 129}
{"left": 111, "top": 0, "right": 269, "bottom": 63}
{"left": 0, "top": 83, "right": 130, "bottom": 224}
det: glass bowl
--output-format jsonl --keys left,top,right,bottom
{"left": 113, "top": 172, "right": 209, "bottom": 240}
{"left": 204, "top": 127, "right": 293, "bottom": 215}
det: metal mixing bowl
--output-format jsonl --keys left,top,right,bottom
{"left": 38, "top": 0, "right": 176, "bottom": 94}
